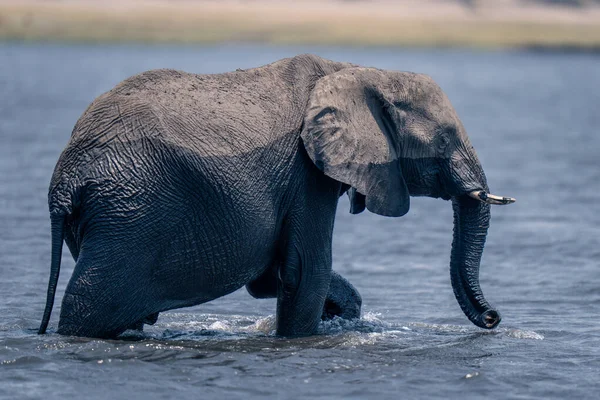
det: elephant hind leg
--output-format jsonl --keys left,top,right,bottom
{"left": 126, "top": 312, "right": 160, "bottom": 332}
{"left": 127, "top": 320, "right": 145, "bottom": 332}
{"left": 58, "top": 289, "right": 145, "bottom": 338}
{"left": 57, "top": 251, "right": 157, "bottom": 339}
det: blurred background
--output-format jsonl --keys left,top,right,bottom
{"left": 1, "top": 1, "right": 599, "bottom": 400}
{"left": 1, "top": 0, "right": 600, "bottom": 48}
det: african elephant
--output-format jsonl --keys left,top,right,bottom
{"left": 38, "top": 54, "right": 514, "bottom": 339}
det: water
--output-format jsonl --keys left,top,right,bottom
{"left": 1, "top": 43, "right": 599, "bottom": 399}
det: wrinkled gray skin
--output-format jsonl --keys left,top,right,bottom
{"left": 39, "top": 54, "right": 500, "bottom": 339}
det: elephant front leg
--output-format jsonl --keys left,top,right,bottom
{"left": 276, "top": 239, "right": 331, "bottom": 337}
{"left": 247, "top": 269, "right": 362, "bottom": 321}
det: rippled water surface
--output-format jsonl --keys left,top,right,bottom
{"left": 1, "top": 44, "right": 599, "bottom": 399}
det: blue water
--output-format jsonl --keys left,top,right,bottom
{"left": 1, "top": 43, "right": 599, "bottom": 399}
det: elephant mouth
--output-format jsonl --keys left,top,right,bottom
{"left": 439, "top": 192, "right": 452, "bottom": 201}
{"left": 434, "top": 173, "right": 452, "bottom": 200}
{"left": 435, "top": 173, "right": 515, "bottom": 205}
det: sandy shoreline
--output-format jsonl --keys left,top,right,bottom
{"left": 1, "top": 0, "right": 600, "bottom": 48}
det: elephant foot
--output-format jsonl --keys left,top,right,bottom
{"left": 127, "top": 320, "right": 145, "bottom": 331}
{"left": 126, "top": 312, "right": 160, "bottom": 332}
{"left": 321, "top": 299, "right": 343, "bottom": 320}
{"left": 143, "top": 312, "right": 159, "bottom": 325}
{"left": 320, "top": 271, "right": 362, "bottom": 321}
{"left": 320, "top": 297, "right": 361, "bottom": 321}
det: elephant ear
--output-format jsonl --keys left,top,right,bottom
{"left": 301, "top": 68, "right": 410, "bottom": 217}
{"left": 347, "top": 187, "right": 366, "bottom": 215}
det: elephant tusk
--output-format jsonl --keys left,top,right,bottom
{"left": 468, "top": 190, "right": 516, "bottom": 205}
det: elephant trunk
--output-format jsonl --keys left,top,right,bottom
{"left": 449, "top": 195, "right": 501, "bottom": 329}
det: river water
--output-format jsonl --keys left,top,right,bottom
{"left": 0, "top": 43, "right": 599, "bottom": 399}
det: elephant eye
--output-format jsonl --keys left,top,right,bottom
{"left": 445, "top": 126, "right": 457, "bottom": 137}
{"left": 436, "top": 130, "right": 451, "bottom": 153}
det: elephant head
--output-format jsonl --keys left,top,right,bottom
{"left": 301, "top": 68, "right": 515, "bottom": 329}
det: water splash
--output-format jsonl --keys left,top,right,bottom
{"left": 502, "top": 329, "right": 544, "bottom": 340}
{"left": 117, "top": 311, "right": 545, "bottom": 345}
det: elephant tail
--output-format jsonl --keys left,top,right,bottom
{"left": 38, "top": 213, "right": 66, "bottom": 334}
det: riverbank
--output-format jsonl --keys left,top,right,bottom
{"left": 1, "top": 0, "right": 600, "bottom": 49}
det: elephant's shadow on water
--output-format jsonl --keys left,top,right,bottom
{"left": 43, "top": 320, "right": 506, "bottom": 364}
{"left": 54, "top": 332, "right": 501, "bottom": 365}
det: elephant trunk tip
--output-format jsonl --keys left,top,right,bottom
{"left": 480, "top": 309, "right": 501, "bottom": 329}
